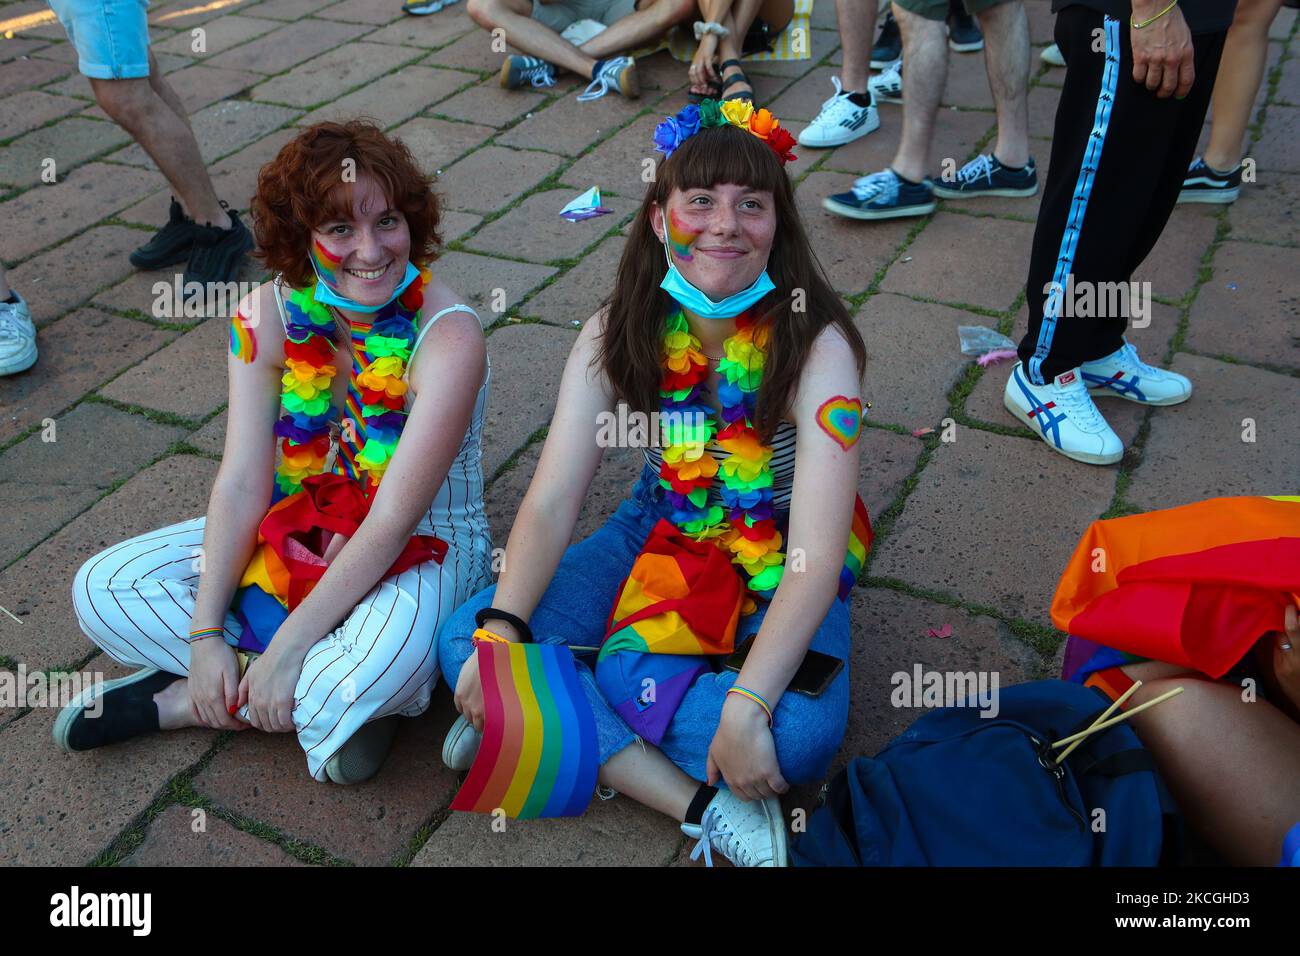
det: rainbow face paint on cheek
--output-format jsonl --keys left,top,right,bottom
{"left": 666, "top": 209, "right": 702, "bottom": 262}
{"left": 311, "top": 237, "right": 344, "bottom": 289}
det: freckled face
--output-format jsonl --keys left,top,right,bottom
{"left": 310, "top": 175, "right": 411, "bottom": 308}
{"left": 653, "top": 183, "right": 777, "bottom": 301}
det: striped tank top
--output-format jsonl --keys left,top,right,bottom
{"left": 272, "top": 277, "right": 493, "bottom": 575}
{"left": 642, "top": 417, "right": 798, "bottom": 510}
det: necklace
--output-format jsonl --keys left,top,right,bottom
{"left": 658, "top": 308, "right": 784, "bottom": 595}
{"left": 274, "top": 269, "right": 428, "bottom": 499}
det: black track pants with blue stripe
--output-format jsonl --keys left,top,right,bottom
{"left": 1018, "top": 5, "right": 1226, "bottom": 385}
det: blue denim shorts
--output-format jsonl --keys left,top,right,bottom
{"left": 48, "top": 0, "right": 151, "bottom": 80}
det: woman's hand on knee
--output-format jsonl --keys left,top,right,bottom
{"left": 454, "top": 652, "right": 486, "bottom": 732}
{"left": 1270, "top": 603, "right": 1300, "bottom": 710}
{"left": 189, "top": 639, "right": 249, "bottom": 731}
{"left": 707, "top": 698, "right": 789, "bottom": 801}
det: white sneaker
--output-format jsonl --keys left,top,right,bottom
{"left": 1080, "top": 341, "right": 1192, "bottom": 406}
{"left": 797, "top": 76, "right": 880, "bottom": 148}
{"left": 1041, "top": 43, "right": 1065, "bottom": 67}
{"left": 868, "top": 60, "right": 902, "bottom": 104}
{"left": 681, "top": 787, "right": 788, "bottom": 867}
{"left": 441, "top": 713, "right": 482, "bottom": 771}
{"left": 1003, "top": 361, "right": 1124, "bottom": 465}
{"left": 0, "top": 289, "right": 36, "bottom": 376}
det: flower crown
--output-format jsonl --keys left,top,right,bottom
{"left": 653, "top": 99, "right": 797, "bottom": 166}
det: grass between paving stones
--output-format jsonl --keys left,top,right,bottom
{"left": 391, "top": 807, "right": 452, "bottom": 867}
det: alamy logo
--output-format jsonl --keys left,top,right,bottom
{"left": 49, "top": 886, "right": 151, "bottom": 936}
{"left": 890, "top": 665, "right": 1000, "bottom": 718}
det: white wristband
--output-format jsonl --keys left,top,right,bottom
{"left": 693, "top": 20, "right": 730, "bottom": 40}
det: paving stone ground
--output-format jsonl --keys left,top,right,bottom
{"left": 0, "top": 0, "right": 1296, "bottom": 866}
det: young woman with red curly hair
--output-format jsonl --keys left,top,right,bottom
{"left": 55, "top": 121, "right": 493, "bottom": 785}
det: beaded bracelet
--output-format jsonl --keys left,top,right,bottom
{"left": 187, "top": 626, "right": 225, "bottom": 644}
{"left": 1132, "top": 0, "right": 1178, "bottom": 29}
{"left": 693, "top": 20, "right": 730, "bottom": 39}
{"left": 472, "top": 628, "right": 510, "bottom": 646}
{"left": 727, "top": 685, "right": 773, "bottom": 726}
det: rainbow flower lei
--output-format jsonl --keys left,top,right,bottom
{"left": 652, "top": 98, "right": 796, "bottom": 165}
{"left": 274, "top": 268, "right": 429, "bottom": 498}
{"left": 659, "top": 308, "right": 785, "bottom": 596}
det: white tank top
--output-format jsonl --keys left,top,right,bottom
{"left": 271, "top": 277, "right": 493, "bottom": 567}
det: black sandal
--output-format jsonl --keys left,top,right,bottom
{"left": 719, "top": 58, "right": 754, "bottom": 103}
{"left": 689, "top": 75, "right": 723, "bottom": 104}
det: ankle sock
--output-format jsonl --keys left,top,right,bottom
{"left": 891, "top": 168, "right": 922, "bottom": 186}
{"left": 846, "top": 90, "right": 872, "bottom": 108}
{"left": 591, "top": 58, "right": 607, "bottom": 81}
{"left": 683, "top": 783, "right": 718, "bottom": 826}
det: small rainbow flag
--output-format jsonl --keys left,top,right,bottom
{"left": 451, "top": 642, "right": 599, "bottom": 819}
{"left": 838, "top": 493, "right": 874, "bottom": 601}
{"left": 1057, "top": 496, "right": 1300, "bottom": 681}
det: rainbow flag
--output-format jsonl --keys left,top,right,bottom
{"left": 451, "top": 642, "right": 599, "bottom": 819}
{"left": 1055, "top": 496, "right": 1300, "bottom": 681}
{"left": 838, "top": 494, "right": 874, "bottom": 601}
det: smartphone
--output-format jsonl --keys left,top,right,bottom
{"left": 724, "top": 638, "right": 843, "bottom": 697}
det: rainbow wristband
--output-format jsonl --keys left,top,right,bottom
{"left": 188, "top": 626, "right": 225, "bottom": 644}
{"left": 727, "top": 685, "right": 773, "bottom": 726}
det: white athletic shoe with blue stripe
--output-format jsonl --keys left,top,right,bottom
{"left": 1003, "top": 361, "right": 1123, "bottom": 465}
{"left": 1080, "top": 341, "right": 1192, "bottom": 406}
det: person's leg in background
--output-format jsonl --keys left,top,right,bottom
{"left": 820, "top": 0, "right": 946, "bottom": 219}
{"left": 578, "top": 0, "right": 697, "bottom": 61}
{"left": 1203, "top": 0, "right": 1280, "bottom": 170}
{"left": 972, "top": 0, "right": 1029, "bottom": 169}
{"left": 798, "top": 0, "right": 881, "bottom": 148}
{"left": 709, "top": 0, "right": 796, "bottom": 101}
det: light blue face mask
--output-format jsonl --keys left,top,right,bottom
{"left": 309, "top": 256, "right": 420, "bottom": 314}
{"left": 658, "top": 235, "right": 774, "bottom": 320}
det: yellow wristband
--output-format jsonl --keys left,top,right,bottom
{"left": 1132, "top": 0, "right": 1177, "bottom": 29}
{"left": 472, "top": 628, "right": 510, "bottom": 646}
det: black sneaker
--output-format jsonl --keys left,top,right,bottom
{"left": 824, "top": 168, "right": 937, "bottom": 221}
{"left": 933, "top": 154, "right": 1037, "bottom": 199}
{"left": 183, "top": 202, "right": 253, "bottom": 292}
{"left": 129, "top": 196, "right": 202, "bottom": 270}
{"left": 947, "top": 2, "right": 984, "bottom": 52}
{"left": 1178, "top": 157, "right": 1242, "bottom": 204}
{"left": 871, "top": 11, "right": 901, "bottom": 69}
{"left": 52, "top": 667, "right": 182, "bottom": 752}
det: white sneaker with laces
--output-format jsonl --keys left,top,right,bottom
{"left": 868, "top": 59, "right": 902, "bottom": 104}
{"left": 0, "top": 289, "right": 36, "bottom": 376}
{"left": 797, "top": 76, "right": 879, "bottom": 148}
{"left": 1080, "top": 341, "right": 1192, "bottom": 406}
{"left": 1003, "top": 361, "right": 1124, "bottom": 465}
{"left": 681, "top": 788, "right": 788, "bottom": 867}
{"left": 441, "top": 713, "right": 482, "bottom": 771}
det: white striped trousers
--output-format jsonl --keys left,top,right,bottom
{"left": 71, "top": 515, "right": 490, "bottom": 782}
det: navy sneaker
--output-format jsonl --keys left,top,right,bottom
{"left": 1178, "top": 157, "right": 1242, "bottom": 204}
{"left": 824, "top": 168, "right": 937, "bottom": 221}
{"left": 501, "top": 55, "right": 557, "bottom": 91}
{"left": 130, "top": 196, "right": 202, "bottom": 270}
{"left": 53, "top": 668, "right": 182, "bottom": 753}
{"left": 947, "top": 3, "right": 984, "bottom": 52}
{"left": 871, "top": 11, "right": 901, "bottom": 68}
{"left": 933, "top": 154, "right": 1038, "bottom": 200}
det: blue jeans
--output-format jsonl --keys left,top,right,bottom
{"left": 438, "top": 463, "right": 851, "bottom": 785}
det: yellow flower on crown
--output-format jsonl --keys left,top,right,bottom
{"left": 720, "top": 99, "right": 755, "bottom": 129}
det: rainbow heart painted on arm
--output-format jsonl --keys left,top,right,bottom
{"left": 666, "top": 209, "right": 701, "bottom": 262}
{"left": 229, "top": 308, "right": 257, "bottom": 363}
{"left": 816, "top": 395, "right": 863, "bottom": 450}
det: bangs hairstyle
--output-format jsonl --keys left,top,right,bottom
{"left": 251, "top": 119, "right": 442, "bottom": 289}
{"left": 597, "top": 124, "right": 866, "bottom": 440}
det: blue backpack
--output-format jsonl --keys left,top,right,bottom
{"left": 792, "top": 680, "right": 1182, "bottom": 866}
